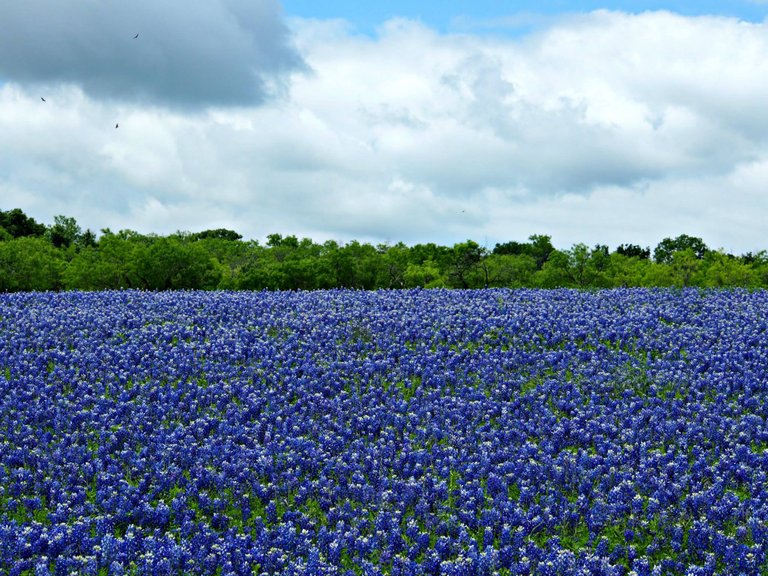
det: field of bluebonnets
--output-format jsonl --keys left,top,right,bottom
{"left": 1, "top": 288, "right": 767, "bottom": 575}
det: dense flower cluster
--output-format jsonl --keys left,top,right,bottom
{"left": 0, "top": 289, "right": 767, "bottom": 575}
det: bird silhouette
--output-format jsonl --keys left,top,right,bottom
{"left": 115, "top": 123, "right": 119, "bottom": 129}
{"left": 133, "top": 33, "right": 139, "bottom": 39}
{"left": 40, "top": 97, "right": 46, "bottom": 102}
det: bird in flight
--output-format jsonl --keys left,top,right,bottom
{"left": 115, "top": 123, "right": 119, "bottom": 129}
{"left": 133, "top": 33, "right": 139, "bottom": 39}
{"left": 40, "top": 97, "right": 46, "bottom": 102}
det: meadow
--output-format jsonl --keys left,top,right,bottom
{"left": 0, "top": 289, "right": 766, "bottom": 575}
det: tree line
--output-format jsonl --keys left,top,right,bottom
{"left": 1, "top": 207, "right": 766, "bottom": 291}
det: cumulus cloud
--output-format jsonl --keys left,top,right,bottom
{"left": 293, "top": 13, "right": 768, "bottom": 195}
{"left": 0, "top": 0, "right": 305, "bottom": 107}
{"left": 2, "top": 10, "right": 768, "bottom": 252}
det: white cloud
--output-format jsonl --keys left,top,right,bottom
{"left": 2, "top": 10, "right": 768, "bottom": 252}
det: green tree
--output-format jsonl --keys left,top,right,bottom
{"left": 284, "top": 239, "right": 327, "bottom": 290}
{"left": 749, "top": 251, "right": 768, "bottom": 287}
{"left": 603, "top": 253, "right": 652, "bottom": 287}
{"left": 266, "top": 233, "right": 299, "bottom": 249}
{"left": 0, "top": 237, "right": 63, "bottom": 291}
{"left": 535, "top": 250, "right": 572, "bottom": 288}
{"left": 239, "top": 255, "right": 286, "bottom": 290}
{"left": 194, "top": 237, "right": 258, "bottom": 289}
{"left": 10, "top": 205, "right": 766, "bottom": 291}
{"left": 79, "top": 229, "right": 97, "bottom": 249}
{"left": 536, "top": 244, "right": 608, "bottom": 288}
{"left": 563, "top": 244, "right": 593, "bottom": 287}
{"left": 65, "top": 231, "right": 152, "bottom": 290}
{"left": 449, "top": 240, "right": 486, "bottom": 288}
{"left": 379, "top": 243, "right": 410, "bottom": 288}
{"left": 410, "top": 243, "right": 453, "bottom": 271}
{"left": 404, "top": 260, "right": 445, "bottom": 288}
{"left": 0, "top": 208, "right": 47, "bottom": 238}
{"left": 47, "top": 215, "right": 82, "bottom": 249}
{"left": 62, "top": 246, "right": 102, "bottom": 289}
{"left": 132, "top": 237, "right": 218, "bottom": 290}
{"left": 654, "top": 234, "right": 709, "bottom": 264}
{"left": 669, "top": 249, "right": 701, "bottom": 287}
{"left": 701, "top": 251, "right": 756, "bottom": 287}
{"left": 493, "top": 240, "right": 529, "bottom": 256}
{"left": 482, "top": 253, "right": 537, "bottom": 287}
{"left": 338, "top": 241, "right": 380, "bottom": 289}
{"left": 641, "top": 261, "right": 675, "bottom": 287}
{"left": 527, "top": 234, "right": 555, "bottom": 269}
{"left": 615, "top": 243, "right": 651, "bottom": 259}
{"left": 97, "top": 231, "right": 145, "bottom": 288}
{"left": 190, "top": 228, "right": 243, "bottom": 242}
{"left": 493, "top": 234, "right": 554, "bottom": 270}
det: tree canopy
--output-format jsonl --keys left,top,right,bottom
{"left": 1, "top": 208, "right": 766, "bottom": 291}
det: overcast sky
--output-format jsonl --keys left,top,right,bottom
{"left": 2, "top": 1, "right": 768, "bottom": 252}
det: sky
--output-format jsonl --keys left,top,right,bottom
{"left": 2, "top": 1, "right": 768, "bottom": 253}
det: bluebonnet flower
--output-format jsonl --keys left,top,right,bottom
{"left": 33, "top": 558, "right": 51, "bottom": 576}
{"left": 2, "top": 289, "right": 768, "bottom": 572}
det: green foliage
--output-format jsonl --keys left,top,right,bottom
{"left": 378, "top": 242, "right": 409, "bottom": 288}
{"left": 133, "top": 237, "right": 219, "bottom": 290}
{"left": 2, "top": 207, "right": 768, "bottom": 291}
{"left": 670, "top": 249, "right": 702, "bottom": 287}
{"left": 604, "top": 253, "right": 652, "bottom": 287}
{"left": 654, "top": 234, "right": 709, "bottom": 263}
{"left": 702, "top": 251, "right": 757, "bottom": 287}
{"left": 47, "top": 215, "right": 82, "bottom": 249}
{"left": 535, "top": 250, "right": 572, "bottom": 288}
{"left": 483, "top": 254, "right": 537, "bottom": 287}
{"left": 449, "top": 240, "right": 487, "bottom": 288}
{"left": 496, "top": 234, "right": 555, "bottom": 269}
{"left": 396, "top": 375, "right": 421, "bottom": 401}
{"left": 446, "top": 468, "right": 461, "bottom": 510}
{"left": 0, "top": 208, "right": 47, "bottom": 238}
{"left": 302, "top": 497, "right": 327, "bottom": 527}
{"left": 616, "top": 243, "right": 651, "bottom": 259}
{"left": 404, "top": 260, "right": 445, "bottom": 288}
{"left": 0, "top": 236, "right": 63, "bottom": 291}
{"left": 190, "top": 228, "right": 242, "bottom": 241}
